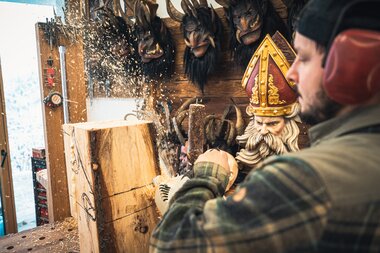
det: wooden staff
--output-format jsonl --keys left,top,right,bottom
{"left": 187, "top": 103, "right": 206, "bottom": 167}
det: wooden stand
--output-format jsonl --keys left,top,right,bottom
{"left": 62, "top": 120, "right": 160, "bottom": 253}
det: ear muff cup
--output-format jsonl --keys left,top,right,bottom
{"left": 323, "top": 29, "right": 380, "bottom": 105}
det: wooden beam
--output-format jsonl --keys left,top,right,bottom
{"left": 35, "top": 22, "right": 87, "bottom": 223}
{"left": 36, "top": 23, "right": 70, "bottom": 223}
{"left": 0, "top": 59, "right": 17, "bottom": 234}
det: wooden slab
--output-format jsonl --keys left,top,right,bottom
{"left": 62, "top": 120, "right": 160, "bottom": 253}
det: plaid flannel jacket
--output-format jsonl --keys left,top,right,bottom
{"left": 150, "top": 105, "right": 380, "bottom": 253}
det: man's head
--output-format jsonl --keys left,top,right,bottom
{"left": 286, "top": 33, "right": 342, "bottom": 125}
{"left": 287, "top": 0, "right": 380, "bottom": 125}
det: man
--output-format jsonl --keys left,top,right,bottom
{"left": 235, "top": 31, "right": 301, "bottom": 173}
{"left": 150, "top": 0, "right": 380, "bottom": 252}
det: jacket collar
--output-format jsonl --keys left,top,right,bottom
{"left": 308, "top": 104, "right": 380, "bottom": 146}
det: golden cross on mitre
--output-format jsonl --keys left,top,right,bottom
{"left": 242, "top": 32, "right": 298, "bottom": 117}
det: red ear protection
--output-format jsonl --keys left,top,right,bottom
{"left": 323, "top": 29, "right": 380, "bottom": 105}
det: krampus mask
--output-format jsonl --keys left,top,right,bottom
{"left": 134, "top": 0, "right": 175, "bottom": 81}
{"left": 215, "top": 0, "right": 289, "bottom": 68}
{"left": 88, "top": 3, "right": 140, "bottom": 86}
{"left": 287, "top": 0, "right": 309, "bottom": 39}
{"left": 167, "top": 0, "right": 223, "bottom": 92}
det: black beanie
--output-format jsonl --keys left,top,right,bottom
{"left": 297, "top": 0, "right": 380, "bottom": 48}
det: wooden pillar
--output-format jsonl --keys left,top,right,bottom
{"left": 0, "top": 60, "right": 17, "bottom": 234}
{"left": 35, "top": 22, "right": 87, "bottom": 223}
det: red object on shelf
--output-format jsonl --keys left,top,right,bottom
{"left": 32, "top": 147, "right": 46, "bottom": 159}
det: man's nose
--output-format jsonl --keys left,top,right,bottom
{"left": 260, "top": 125, "right": 268, "bottom": 135}
{"left": 286, "top": 61, "right": 297, "bottom": 83}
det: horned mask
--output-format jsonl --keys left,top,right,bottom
{"left": 215, "top": 0, "right": 290, "bottom": 68}
{"left": 166, "top": 0, "right": 223, "bottom": 91}
{"left": 134, "top": 0, "right": 176, "bottom": 81}
{"left": 87, "top": 1, "right": 140, "bottom": 88}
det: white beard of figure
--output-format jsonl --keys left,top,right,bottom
{"left": 235, "top": 117, "right": 300, "bottom": 171}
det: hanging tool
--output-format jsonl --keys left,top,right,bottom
{"left": 1, "top": 149, "right": 7, "bottom": 168}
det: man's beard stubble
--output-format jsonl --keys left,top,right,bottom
{"left": 298, "top": 87, "right": 343, "bottom": 126}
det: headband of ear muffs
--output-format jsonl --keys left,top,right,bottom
{"left": 323, "top": 29, "right": 380, "bottom": 105}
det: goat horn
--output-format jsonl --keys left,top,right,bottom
{"left": 210, "top": 4, "right": 215, "bottom": 24}
{"left": 166, "top": 0, "right": 184, "bottom": 22}
{"left": 183, "top": 0, "right": 197, "bottom": 17}
{"left": 145, "top": 0, "right": 159, "bottom": 22}
{"left": 134, "top": 0, "right": 143, "bottom": 25}
{"left": 234, "top": 104, "right": 245, "bottom": 136}
{"left": 208, "top": 35, "right": 215, "bottom": 48}
{"left": 175, "top": 97, "right": 197, "bottom": 117}
{"left": 199, "top": 0, "right": 207, "bottom": 8}
{"left": 124, "top": 0, "right": 135, "bottom": 13}
{"left": 172, "top": 117, "right": 187, "bottom": 145}
{"left": 191, "top": 0, "right": 200, "bottom": 9}
{"left": 214, "top": 0, "right": 230, "bottom": 8}
{"left": 236, "top": 29, "right": 241, "bottom": 43}
{"left": 142, "top": 1, "right": 151, "bottom": 24}
{"left": 181, "top": 0, "right": 192, "bottom": 17}
{"left": 269, "top": 0, "right": 288, "bottom": 22}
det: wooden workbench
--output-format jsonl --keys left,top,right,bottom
{"left": 0, "top": 217, "right": 79, "bottom": 253}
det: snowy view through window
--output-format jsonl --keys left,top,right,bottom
{"left": 0, "top": 2, "right": 54, "bottom": 232}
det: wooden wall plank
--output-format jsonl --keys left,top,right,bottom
{"left": 35, "top": 22, "right": 87, "bottom": 223}
{"left": 63, "top": 36, "right": 88, "bottom": 123}
{"left": 36, "top": 22, "right": 69, "bottom": 223}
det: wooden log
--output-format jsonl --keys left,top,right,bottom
{"left": 187, "top": 104, "right": 206, "bottom": 166}
{"left": 62, "top": 120, "right": 160, "bottom": 253}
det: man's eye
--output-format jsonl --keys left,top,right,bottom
{"left": 256, "top": 121, "right": 263, "bottom": 125}
{"left": 267, "top": 122, "right": 279, "bottom": 126}
{"left": 297, "top": 55, "right": 309, "bottom": 62}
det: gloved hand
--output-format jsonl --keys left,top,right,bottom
{"left": 195, "top": 149, "right": 238, "bottom": 191}
{"left": 154, "top": 175, "right": 190, "bottom": 215}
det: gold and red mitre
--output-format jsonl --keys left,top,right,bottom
{"left": 242, "top": 31, "right": 298, "bottom": 117}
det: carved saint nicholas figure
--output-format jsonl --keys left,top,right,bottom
{"left": 236, "top": 31, "right": 301, "bottom": 174}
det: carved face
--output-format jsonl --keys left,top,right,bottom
{"left": 232, "top": 1, "right": 262, "bottom": 46}
{"left": 183, "top": 14, "right": 215, "bottom": 58}
{"left": 220, "top": 0, "right": 289, "bottom": 68}
{"left": 136, "top": 27, "right": 164, "bottom": 63}
{"left": 183, "top": 6, "right": 221, "bottom": 58}
{"left": 253, "top": 116, "right": 285, "bottom": 136}
{"left": 182, "top": 7, "right": 223, "bottom": 90}
{"left": 134, "top": 0, "right": 176, "bottom": 80}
